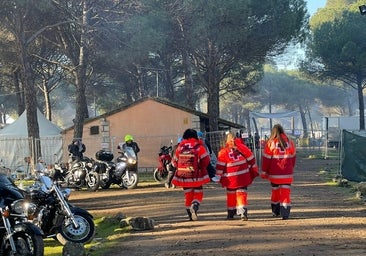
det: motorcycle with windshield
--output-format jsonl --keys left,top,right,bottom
{"left": 93, "top": 147, "right": 138, "bottom": 189}
{"left": 0, "top": 173, "right": 44, "bottom": 256}
{"left": 22, "top": 172, "right": 95, "bottom": 245}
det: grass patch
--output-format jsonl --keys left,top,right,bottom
{"left": 44, "top": 216, "right": 130, "bottom": 256}
{"left": 295, "top": 147, "right": 340, "bottom": 160}
{"left": 11, "top": 173, "right": 156, "bottom": 255}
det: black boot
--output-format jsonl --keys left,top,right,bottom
{"left": 164, "top": 173, "right": 172, "bottom": 188}
{"left": 227, "top": 209, "right": 236, "bottom": 220}
{"left": 186, "top": 209, "right": 193, "bottom": 221}
{"left": 271, "top": 203, "right": 280, "bottom": 217}
{"left": 241, "top": 208, "right": 248, "bottom": 221}
{"left": 165, "top": 167, "right": 175, "bottom": 188}
{"left": 280, "top": 205, "right": 291, "bottom": 220}
{"left": 190, "top": 202, "right": 199, "bottom": 221}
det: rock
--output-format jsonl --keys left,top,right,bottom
{"left": 104, "top": 212, "right": 127, "bottom": 225}
{"left": 355, "top": 182, "right": 366, "bottom": 196}
{"left": 120, "top": 216, "right": 155, "bottom": 231}
{"left": 62, "top": 242, "right": 86, "bottom": 256}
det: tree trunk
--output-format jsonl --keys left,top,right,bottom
{"left": 306, "top": 105, "right": 315, "bottom": 140}
{"left": 176, "top": 17, "right": 195, "bottom": 109}
{"left": 164, "top": 68, "right": 174, "bottom": 100}
{"left": 182, "top": 50, "right": 194, "bottom": 109}
{"left": 19, "top": 35, "right": 41, "bottom": 167}
{"left": 161, "top": 57, "right": 174, "bottom": 100}
{"left": 244, "top": 109, "right": 251, "bottom": 134}
{"left": 73, "top": 0, "right": 90, "bottom": 139}
{"left": 74, "top": 83, "right": 87, "bottom": 138}
{"left": 298, "top": 104, "right": 308, "bottom": 138}
{"left": 42, "top": 79, "right": 52, "bottom": 120}
{"left": 357, "top": 76, "right": 365, "bottom": 130}
{"left": 207, "top": 67, "right": 220, "bottom": 132}
{"left": 13, "top": 69, "right": 25, "bottom": 115}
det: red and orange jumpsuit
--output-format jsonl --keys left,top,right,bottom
{"left": 171, "top": 138, "right": 210, "bottom": 220}
{"left": 216, "top": 138, "right": 258, "bottom": 219}
{"left": 261, "top": 134, "right": 296, "bottom": 219}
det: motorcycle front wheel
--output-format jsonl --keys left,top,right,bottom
{"left": 86, "top": 171, "right": 100, "bottom": 191}
{"left": 1, "top": 231, "right": 44, "bottom": 256}
{"left": 153, "top": 167, "right": 168, "bottom": 183}
{"left": 99, "top": 173, "right": 112, "bottom": 189}
{"left": 57, "top": 211, "right": 95, "bottom": 245}
{"left": 122, "top": 171, "right": 138, "bottom": 189}
{"left": 100, "top": 179, "right": 112, "bottom": 189}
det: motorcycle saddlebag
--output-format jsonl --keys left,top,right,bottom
{"left": 96, "top": 150, "right": 114, "bottom": 161}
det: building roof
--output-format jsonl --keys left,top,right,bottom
{"left": 62, "top": 97, "right": 244, "bottom": 132}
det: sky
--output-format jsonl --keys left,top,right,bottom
{"left": 275, "top": 0, "right": 328, "bottom": 70}
{"left": 307, "top": 0, "right": 327, "bottom": 16}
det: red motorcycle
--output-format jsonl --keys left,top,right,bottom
{"left": 153, "top": 145, "right": 172, "bottom": 182}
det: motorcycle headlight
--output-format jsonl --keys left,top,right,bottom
{"left": 128, "top": 158, "right": 137, "bottom": 164}
{"left": 12, "top": 199, "right": 37, "bottom": 216}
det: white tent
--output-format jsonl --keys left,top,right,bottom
{"left": 0, "top": 109, "right": 63, "bottom": 174}
{"left": 249, "top": 111, "right": 300, "bottom": 134}
{"left": 249, "top": 111, "right": 299, "bottom": 119}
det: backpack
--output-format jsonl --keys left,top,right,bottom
{"left": 176, "top": 143, "right": 200, "bottom": 178}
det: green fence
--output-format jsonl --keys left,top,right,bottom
{"left": 341, "top": 130, "right": 366, "bottom": 182}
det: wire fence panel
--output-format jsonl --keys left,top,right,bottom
{"left": 1, "top": 128, "right": 341, "bottom": 176}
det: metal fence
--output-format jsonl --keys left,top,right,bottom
{"left": 79, "top": 128, "right": 341, "bottom": 171}
{"left": 1, "top": 128, "right": 341, "bottom": 176}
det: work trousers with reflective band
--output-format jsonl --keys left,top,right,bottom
{"left": 184, "top": 186, "right": 203, "bottom": 208}
{"left": 226, "top": 187, "right": 247, "bottom": 212}
{"left": 271, "top": 183, "right": 291, "bottom": 207}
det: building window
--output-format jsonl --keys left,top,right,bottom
{"left": 90, "top": 126, "right": 99, "bottom": 135}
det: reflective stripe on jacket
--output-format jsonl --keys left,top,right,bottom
{"left": 261, "top": 134, "right": 296, "bottom": 184}
{"left": 216, "top": 140, "right": 258, "bottom": 189}
{"left": 171, "top": 138, "right": 210, "bottom": 187}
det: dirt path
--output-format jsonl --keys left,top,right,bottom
{"left": 69, "top": 158, "right": 366, "bottom": 256}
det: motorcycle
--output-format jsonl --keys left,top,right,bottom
{"left": 153, "top": 145, "right": 172, "bottom": 183}
{"left": 22, "top": 173, "right": 95, "bottom": 245}
{"left": 0, "top": 173, "right": 44, "bottom": 256}
{"left": 50, "top": 154, "right": 100, "bottom": 192}
{"left": 93, "top": 147, "right": 139, "bottom": 189}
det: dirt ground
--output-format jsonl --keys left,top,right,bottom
{"left": 69, "top": 157, "right": 366, "bottom": 256}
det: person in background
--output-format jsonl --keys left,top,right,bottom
{"left": 213, "top": 132, "right": 258, "bottom": 221}
{"left": 261, "top": 124, "right": 296, "bottom": 220}
{"left": 254, "top": 132, "right": 260, "bottom": 150}
{"left": 197, "top": 131, "right": 217, "bottom": 180}
{"left": 68, "top": 139, "right": 86, "bottom": 161}
{"left": 171, "top": 129, "right": 210, "bottom": 221}
{"left": 35, "top": 157, "right": 46, "bottom": 173}
{"left": 118, "top": 134, "right": 140, "bottom": 157}
{"left": 165, "top": 137, "right": 182, "bottom": 189}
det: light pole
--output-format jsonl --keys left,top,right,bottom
{"left": 138, "top": 66, "right": 165, "bottom": 97}
{"left": 156, "top": 71, "right": 159, "bottom": 97}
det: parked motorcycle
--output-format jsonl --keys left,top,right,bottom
{"left": 0, "top": 173, "right": 44, "bottom": 256}
{"left": 51, "top": 154, "right": 100, "bottom": 192}
{"left": 153, "top": 145, "right": 172, "bottom": 183}
{"left": 23, "top": 173, "right": 95, "bottom": 245}
{"left": 93, "top": 147, "right": 138, "bottom": 189}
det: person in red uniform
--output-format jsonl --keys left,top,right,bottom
{"left": 213, "top": 132, "right": 258, "bottom": 221}
{"left": 171, "top": 129, "right": 211, "bottom": 221}
{"left": 261, "top": 124, "right": 296, "bottom": 220}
